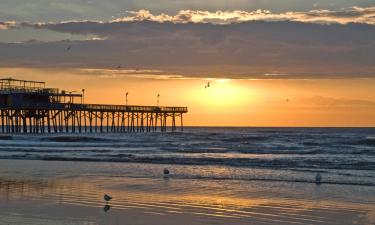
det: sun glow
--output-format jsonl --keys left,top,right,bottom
{"left": 192, "top": 79, "right": 251, "bottom": 107}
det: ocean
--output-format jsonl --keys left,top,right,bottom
{"left": 1, "top": 127, "right": 375, "bottom": 224}
{"left": 0, "top": 127, "right": 374, "bottom": 186}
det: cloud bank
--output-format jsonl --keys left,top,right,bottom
{"left": 0, "top": 8, "right": 374, "bottom": 79}
{"left": 0, "top": 21, "right": 16, "bottom": 30}
{"left": 113, "top": 7, "right": 375, "bottom": 25}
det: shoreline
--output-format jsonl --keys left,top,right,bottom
{"left": 1, "top": 159, "right": 374, "bottom": 225}
{"left": 1, "top": 158, "right": 375, "bottom": 187}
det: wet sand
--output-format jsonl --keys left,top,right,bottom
{"left": 0, "top": 159, "right": 374, "bottom": 225}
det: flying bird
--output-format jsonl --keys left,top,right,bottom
{"left": 104, "top": 194, "right": 112, "bottom": 202}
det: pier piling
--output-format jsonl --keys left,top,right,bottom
{"left": 0, "top": 78, "right": 187, "bottom": 134}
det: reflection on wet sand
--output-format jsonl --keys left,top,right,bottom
{"left": 104, "top": 204, "right": 111, "bottom": 212}
{"left": 1, "top": 175, "right": 374, "bottom": 225}
{"left": 0, "top": 178, "right": 56, "bottom": 200}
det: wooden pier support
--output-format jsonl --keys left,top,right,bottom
{"left": 0, "top": 104, "right": 187, "bottom": 134}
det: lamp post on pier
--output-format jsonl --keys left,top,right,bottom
{"left": 125, "top": 92, "right": 128, "bottom": 105}
{"left": 82, "top": 89, "right": 85, "bottom": 104}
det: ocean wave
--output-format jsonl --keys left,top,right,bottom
{"left": 0, "top": 135, "right": 12, "bottom": 140}
{"left": 2, "top": 154, "right": 374, "bottom": 171}
{"left": 0, "top": 148, "right": 111, "bottom": 153}
{"left": 221, "top": 136, "right": 269, "bottom": 142}
{"left": 353, "top": 149, "right": 375, "bottom": 155}
{"left": 302, "top": 141, "right": 321, "bottom": 146}
{"left": 335, "top": 137, "right": 375, "bottom": 147}
{"left": 40, "top": 136, "right": 117, "bottom": 143}
{"left": 1, "top": 128, "right": 374, "bottom": 182}
{"left": 1, "top": 146, "right": 372, "bottom": 156}
{"left": 171, "top": 147, "right": 229, "bottom": 153}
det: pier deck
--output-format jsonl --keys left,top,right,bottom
{"left": 0, "top": 78, "right": 188, "bottom": 134}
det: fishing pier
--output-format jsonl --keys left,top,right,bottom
{"left": 0, "top": 78, "right": 188, "bottom": 134}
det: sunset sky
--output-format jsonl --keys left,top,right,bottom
{"left": 0, "top": 0, "right": 374, "bottom": 126}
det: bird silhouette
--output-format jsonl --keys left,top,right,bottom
{"left": 117, "top": 64, "right": 122, "bottom": 70}
{"left": 205, "top": 82, "right": 211, "bottom": 88}
{"left": 104, "top": 194, "right": 112, "bottom": 202}
{"left": 66, "top": 46, "right": 71, "bottom": 51}
{"left": 163, "top": 168, "right": 170, "bottom": 175}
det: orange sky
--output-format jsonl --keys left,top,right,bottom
{"left": 1, "top": 67, "right": 375, "bottom": 127}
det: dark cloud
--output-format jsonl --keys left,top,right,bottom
{"left": 0, "top": 9, "right": 374, "bottom": 79}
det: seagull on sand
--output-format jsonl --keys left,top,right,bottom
{"left": 104, "top": 194, "right": 112, "bottom": 202}
{"left": 205, "top": 82, "right": 211, "bottom": 89}
{"left": 315, "top": 173, "right": 322, "bottom": 184}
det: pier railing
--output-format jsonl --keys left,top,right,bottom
{"left": 0, "top": 103, "right": 188, "bottom": 113}
{"left": 0, "top": 87, "right": 60, "bottom": 95}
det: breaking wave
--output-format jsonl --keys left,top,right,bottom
{"left": 40, "top": 136, "right": 117, "bottom": 142}
{"left": 0, "top": 127, "right": 374, "bottom": 186}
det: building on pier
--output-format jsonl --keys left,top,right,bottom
{"left": 0, "top": 78, "right": 187, "bottom": 133}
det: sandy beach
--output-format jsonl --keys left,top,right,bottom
{"left": 1, "top": 159, "right": 374, "bottom": 225}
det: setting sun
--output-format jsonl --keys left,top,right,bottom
{"left": 191, "top": 79, "right": 252, "bottom": 107}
